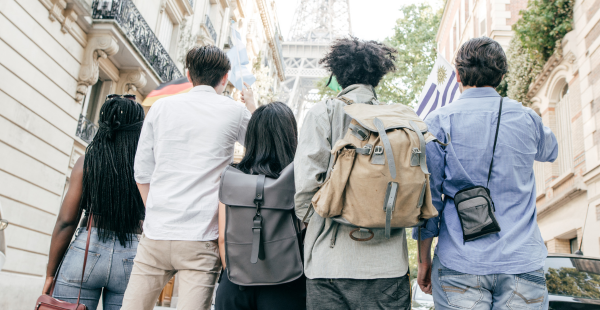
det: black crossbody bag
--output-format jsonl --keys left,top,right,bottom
{"left": 453, "top": 97, "right": 503, "bottom": 242}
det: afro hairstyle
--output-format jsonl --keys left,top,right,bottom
{"left": 319, "top": 37, "right": 397, "bottom": 89}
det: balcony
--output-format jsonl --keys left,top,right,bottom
{"left": 75, "top": 115, "right": 98, "bottom": 144}
{"left": 205, "top": 15, "right": 218, "bottom": 42}
{"left": 91, "top": 0, "right": 183, "bottom": 83}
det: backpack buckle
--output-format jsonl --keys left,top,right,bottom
{"left": 355, "top": 144, "right": 373, "bottom": 155}
{"left": 373, "top": 146, "right": 384, "bottom": 155}
{"left": 411, "top": 148, "right": 421, "bottom": 167}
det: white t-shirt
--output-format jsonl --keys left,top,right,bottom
{"left": 134, "top": 85, "right": 251, "bottom": 241}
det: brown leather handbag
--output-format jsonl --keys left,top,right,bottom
{"left": 35, "top": 215, "right": 94, "bottom": 310}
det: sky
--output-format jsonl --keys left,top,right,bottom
{"left": 275, "top": 0, "right": 443, "bottom": 42}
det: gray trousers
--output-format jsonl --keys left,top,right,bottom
{"left": 306, "top": 275, "right": 411, "bottom": 310}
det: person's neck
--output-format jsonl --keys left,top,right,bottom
{"left": 460, "top": 84, "right": 494, "bottom": 92}
{"left": 193, "top": 84, "right": 224, "bottom": 95}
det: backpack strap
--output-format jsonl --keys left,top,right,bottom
{"left": 487, "top": 98, "right": 503, "bottom": 187}
{"left": 251, "top": 175, "right": 266, "bottom": 264}
{"left": 373, "top": 118, "right": 396, "bottom": 179}
{"left": 349, "top": 123, "right": 370, "bottom": 141}
{"left": 409, "top": 121, "right": 429, "bottom": 175}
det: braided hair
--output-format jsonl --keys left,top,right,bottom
{"left": 80, "top": 98, "right": 145, "bottom": 246}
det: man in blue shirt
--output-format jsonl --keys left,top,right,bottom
{"left": 415, "top": 37, "right": 558, "bottom": 309}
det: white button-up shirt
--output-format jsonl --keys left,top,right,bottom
{"left": 134, "top": 85, "right": 251, "bottom": 241}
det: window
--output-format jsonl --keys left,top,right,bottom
{"left": 453, "top": 22, "right": 457, "bottom": 54}
{"left": 465, "top": 0, "right": 470, "bottom": 21}
{"left": 158, "top": 10, "right": 175, "bottom": 52}
{"left": 85, "top": 80, "right": 112, "bottom": 124}
{"left": 555, "top": 84, "right": 573, "bottom": 176}
{"left": 570, "top": 238, "right": 578, "bottom": 254}
{"left": 479, "top": 0, "right": 487, "bottom": 36}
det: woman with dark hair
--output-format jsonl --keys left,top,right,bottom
{"left": 41, "top": 97, "right": 146, "bottom": 310}
{"left": 215, "top": 100, "right": 306, "bottom": 310}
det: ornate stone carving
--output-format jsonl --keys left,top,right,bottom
{"left": 39, "top": 0, "right": 82, "bottom": 42}
{"left": 117, "top": 69, "right": 147, "bottom": 94}
{"left": 527, "top": 50, "right": 563, "bottom": 99}
{"left": 75, "top": 35, "right": 119, "bottom": 103}
{"left": 565, "top": 51, "right": 576, "bottom": 64}
{"left": 177, "top": 17, "right": 196, "bottom": 65}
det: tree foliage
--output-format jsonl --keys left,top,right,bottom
{"left": 252, "top": 52, "right": 278, "bottom": 106}
{"left": 546, "top": 267, "right": 600, "bottom": 299}
{"left": 513, "top": 0, "right": 573, "bottom": 63}
{"left": 506, "top": 0, "right": 572, "bottom": 104}
{"left": 505, "top": 36, "right": 543, "bottom": 106}
{"left": 316, "top": 4, "right": 442, "bottom": 106}
{"left": 383, "top": 3, "right": 442, "bottom": 105}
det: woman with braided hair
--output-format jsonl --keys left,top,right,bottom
{"left": 41, "top": 97, "right": 146, "bottom": 310}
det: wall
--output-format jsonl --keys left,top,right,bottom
{"left": 0, "top": 0, "right": 84, "bottom": 307}
{"left": 528, "top": 0, "right": 600, "bottom": 258}
{"left": 437, "top": 0, "right": 527, "bottom": 63}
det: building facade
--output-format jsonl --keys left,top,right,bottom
{"left": 436, "top": 0, "right": 527, "bottom": 63}
{"left": 528, "top": 0, "right": 600, "bottom": 258}
{"left": 437, "top": 0, "right": 600, "bottom": 258}
{"left": 0, "top": 0, "right": 283, "bottom": 308}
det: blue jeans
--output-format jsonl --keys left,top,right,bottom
{"left": 52, "top": 228, "right": 139, "bottom": 310}
{"left": 432, "top": 256, "right": 549, "bottom": 310}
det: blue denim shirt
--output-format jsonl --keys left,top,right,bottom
{"left": 412, "top": 87, "right": 558, "bottom": 275}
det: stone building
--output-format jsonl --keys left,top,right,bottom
{"left": 436, "top": 0, "right": 527, "bottom": 62}
{"left": 527, "top": 0, "right": 600, "bottom": 258}
{"left": 0, "top": 0, "right": 284, "bottom": 308}
{"left": 437, "top": 0, "right": 600, "bottom": 258}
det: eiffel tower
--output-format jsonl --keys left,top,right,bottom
{"left": 279, "top": 0, "right": 352, "bottom": 126}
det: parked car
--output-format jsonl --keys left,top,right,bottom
{"left": 545, "top": 253, "right": 600, "bottom": 309}
{"left": 0, "top": 202, "right": 7, "bottom": 271}
{"left": 412, "top": 281, "right": 434, "bottom": 310}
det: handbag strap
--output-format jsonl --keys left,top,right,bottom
{"left": 486, "top": 97, "right": 503, "bottom": 187}
{"left": 76, "top": 214, "right": 93, "bottom": 305}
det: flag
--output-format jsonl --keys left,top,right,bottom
{"left": 142, "top": 77, "right": 192, "bottom": 108}
{"left": 415, "top": 55, "right": 460, "bottom": 119}
{"left": 227, "top": 27, "right": 255, "bottom": 91}
{"left": 328, "top": 76, "right": 343, "bottom": 92}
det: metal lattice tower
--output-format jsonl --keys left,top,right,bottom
{"left": 279, "top": 0, "right": 352, "bottom": 126}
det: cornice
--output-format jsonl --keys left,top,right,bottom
{"left": 256, "top": 0, "right": 285, "bottom": 81}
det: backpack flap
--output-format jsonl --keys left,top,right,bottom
{"left": 344, "top": 104, "right": 429, "bottom": 134}
{"left": 219, "top": 163, "right": 295, "bottom": 210}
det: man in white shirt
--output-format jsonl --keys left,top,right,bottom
{"left": 121, "top": 45, "right": 256, "bottom": 310}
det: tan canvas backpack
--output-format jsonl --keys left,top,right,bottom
{"left": 311, "top": 98, "right": 440, "bottom": 240}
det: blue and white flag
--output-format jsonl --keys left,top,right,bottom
{"left": 415, "top": 55, "right": 460, "bottom": 119}
{"left": 227, "top": 27, "right": 255, "bottom": 90}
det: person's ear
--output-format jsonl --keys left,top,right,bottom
{"left": 455, "top": 68, "right": 461, "bottom": 84}
{"left": 222, "top": 73, "right": 228, "bottom": 86}
{"left": 187, "top": 70, "right": 192, "bottom": 84}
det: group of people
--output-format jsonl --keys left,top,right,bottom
{"left": 41, "top": 35, "right": 558, "bottom": 310}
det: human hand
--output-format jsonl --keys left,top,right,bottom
{"left": 42, "top": 276, "right": 54, "bottom": 295}
{"left": 241, "top": 82, "right": 256, "bottom": 113}
{"left": 417, "top": 260, "right": 433, "bottom": 294}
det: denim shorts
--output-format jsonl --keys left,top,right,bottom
{"left": 52, "top": 228, "right": 140, "bottom": 310}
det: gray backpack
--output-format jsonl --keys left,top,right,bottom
{"left": 219, "top": 163, "right": 304, "bottom": 286}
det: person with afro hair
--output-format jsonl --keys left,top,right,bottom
{"left": 294, "top": 37, "right": 412, "bottom": 310}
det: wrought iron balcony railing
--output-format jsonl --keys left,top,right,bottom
{"left": 76, "top": 114, "right": 98, "bottom": 144}
{"left": 205, "top": 14, "right": 218, "bottom": 42}
{"left": 92, "top": 0, "right": 183, "bottom": 83}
